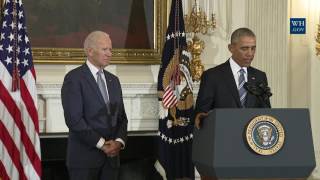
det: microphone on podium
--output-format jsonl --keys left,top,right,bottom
{"left": 244, "top": 82, "right": 272, "bottom": 107}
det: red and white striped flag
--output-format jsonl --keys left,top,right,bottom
{"left": 0, "top": 0, "right": 42, "bottom": 179}
{"left": 163, "top": 85, "right": 178, "bottom": 108}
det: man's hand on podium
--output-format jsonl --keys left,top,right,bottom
{"left": 195, "top": 112, "right": 209, "bottom": 129}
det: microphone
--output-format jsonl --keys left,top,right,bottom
{"left": 244, "top": 82, "right": 263, "bottom": 96}
{"left": 257, "top": 83, "right": 272, "bottom": 100}
{"left": 244, "top": 82, "right": 272, "bottom": 107}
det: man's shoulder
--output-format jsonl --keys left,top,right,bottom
{"left": 104, "top": 70, "right": 119, "bottom": 80}
{"left": 248, "top": 66, "right": 266, "bottom": 75}
{"left": 64, "top": 64, "right": 86, "bottom": 79}
{"left": 104, "top": 70, "right": 115, "bottom": 77}
{"left": 104, "top": 71, "right": 122, "bottom": 87}
{"left": 71, "top": 64, "right": 85, "bottom": 72}
{"left": 204, "top": 61, "right": 229, "bottom": 75}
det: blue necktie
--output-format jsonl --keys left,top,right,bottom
{"left": 238, "top": 68, "right": 247, "bottom": 107}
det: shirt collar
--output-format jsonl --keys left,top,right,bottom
{"left": 229, "top": 57, "right": 247, "bottom": 75}
{"left": 86, "top": 60, "right": 101, "bottom": 76}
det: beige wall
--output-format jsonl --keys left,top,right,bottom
{"left": 289, "top": 0, "right": 320, "bottom": 178}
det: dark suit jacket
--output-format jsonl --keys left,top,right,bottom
{"left": 195, "top": 60, "right": 271, "bottom": 114}
{"left": 61, "top": 64, "right": 128, "bottom": 168}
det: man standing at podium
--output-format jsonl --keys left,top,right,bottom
{"left": 194, "top": 27, "right": 271, "bottom": 180}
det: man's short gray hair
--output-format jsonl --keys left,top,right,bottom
{"left": 83, "top": 31, "right": 109, "bottom": 54}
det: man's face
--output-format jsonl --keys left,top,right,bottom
{"left": 88, "top": 36, "right": 112, "bottom": 68}
{"left": 228, "top": 36, "right": 256, "bottom": 67}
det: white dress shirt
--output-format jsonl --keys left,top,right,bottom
{"left": 229, "top": 57, "right": 248, "bottom": 89}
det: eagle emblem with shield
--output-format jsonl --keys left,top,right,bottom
{"left": 246, "top": 115, "right": 285, "bottom": 155}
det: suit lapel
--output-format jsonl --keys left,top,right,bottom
{"left": 103, "top": 70, "right": 114, "bottom": 103}
{"left": 81, "top": 64, "right": 105, "bottom": 105}
{"left": 103, "top": 70, "right": 118, "bottom": 128}
{"left": 223, "top": 61, "right": 242, "bottom": 107}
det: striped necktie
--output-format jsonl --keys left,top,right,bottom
{"left": 97, "top": 70, "right": 111, "bottom": 113}
{"left": 238, "top": 68, "right": 247, "bottom": 107}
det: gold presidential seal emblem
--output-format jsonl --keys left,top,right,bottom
{"left": 245, "top": 115, "right": 285, "bottom": 155}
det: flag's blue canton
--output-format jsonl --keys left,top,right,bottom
{"left": 0, "top": 0, "right": 33, "bottom": 77}
{"left": 157, "top": 0, "right": 194, "bottom": 179}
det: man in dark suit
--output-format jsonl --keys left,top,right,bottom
{"left": 61, "top": 31, "right": 128, "bottom": 180}
{"left": 194, "top": 27, "right": 271, "bottom": 180}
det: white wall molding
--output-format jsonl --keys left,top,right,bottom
{"left": 36, "top": 82, "right": 200, "bottom": 133}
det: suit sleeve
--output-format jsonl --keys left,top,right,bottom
{"left": 61, "top": 73, "right": 101, "bottom": 148}
{"left": 114, "top": 78, "right": 128, "bottom": 143}
{"left": 195, "top": 70, "right": 215, "bottom": 115}
{"left": 262, "top": 72, "right": 271, "bottom": 108}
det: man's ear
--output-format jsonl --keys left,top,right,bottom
{"left": 87, "top": 47, "right": 94, "bottom": 57}
{"left": 228, "top": 44, "right": 233, "bottom": 53}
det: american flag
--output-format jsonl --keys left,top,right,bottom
{"left": 163, "top": 85, "right": 178, "bottom": 108}
{"left": 0, "top": 0, "right": 42, "bottom": 179}
{"left": 156, "top": 0, "right": 194, "bottom": 179}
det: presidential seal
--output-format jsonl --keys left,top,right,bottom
{"left": 245, "top": 115, "right": 285, "bottom": 155}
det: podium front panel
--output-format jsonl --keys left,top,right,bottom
{"left": 192, "top": 108, "right": 316, "bottom": 178}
